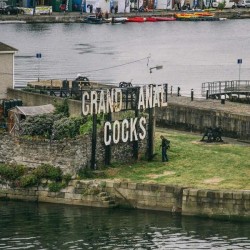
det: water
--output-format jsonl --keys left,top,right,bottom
{"left": 1, "top": 19, "right": 250, "bottom": 96}
{"left": 0, "top": 201, "right": 249, "bottom": 249}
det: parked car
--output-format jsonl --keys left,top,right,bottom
{"left": 212, "top": 0, "right": 236, "bottom": 8}
{"left": 237, "top": 0, "right": 250, "bottom": 7}
{"left": 0, "top": 5, "right": 24, "bottom": 15}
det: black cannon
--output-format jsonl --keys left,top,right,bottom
{"left": 201, "top": 126, "right": 223, "bottom": 142}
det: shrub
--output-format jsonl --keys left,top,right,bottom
{"left": 77, "top": 167, "right": 95, "bottom": 179}
{"left": 54, "top": 99, "right": 69, "bottom": 117}
{"left": 20, "top": 113, "right": 63, "bottom": 138}
{"left": 33, "top": 164, "right": 62, "bottom": 182}
{"left": 52, "top": 116, "right": 85, "bottom": 140}
{"left": 19, "top": 174, "right": 38, "bottom": 187}
{"left": 0, "top": 164, "right": 26, "bottom": 181}
{"left": 48, "top": 182, "right": 66, "bottom": 192}
{"left": 62, "top": 173, "right": 72, "bottom": 184}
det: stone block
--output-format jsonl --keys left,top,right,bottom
{"left": 233, "top": 192, "right": 243, "bottom": 200}
{"left": 223, "top": 192, "right": 233, "bottom": 199}
{"left": 105, "top": 181, "right": 114, "bottom": 188}
{"left": 243, "top": 192, "right": 250, "bottom": 200}
{"left": 120, "top": 182, "right": 128, "bottom": 189}
{"left": 197, "top": 190, "right": 207, "bottom": 198}
{"left": 182, "top": 189, "right": 189, "bottom": 196}
{"left": 150, "top": 184, "right": 159, "bottom": 192}
{"left": 127, "top": 182, "right": 137, "bottom": 190}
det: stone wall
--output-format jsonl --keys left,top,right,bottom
{"left": 156, "top": 105, "right": 250, "bottom": 140}
{"left": 0, "top": 133, "right": 145, "bottom": 174}
{"left": 182, "top": 189, "right": 250, "bottom": 221}
{"left": 0, "top": 180, "right": 249, "bottom": 221}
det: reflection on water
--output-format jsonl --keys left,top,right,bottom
{"left": 0, "top": 201, "right": 249, "bottom": 249}
{"left": 2, "top": 20, "right": 250, "bottom": 96}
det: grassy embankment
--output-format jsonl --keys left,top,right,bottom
{"left": 104, "top": 128, "right": 250, "bottom": 191}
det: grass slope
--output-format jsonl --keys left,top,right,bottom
{"left": 104, "top": 129, "right": 250, "bottom": 190}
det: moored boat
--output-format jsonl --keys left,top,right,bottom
{"left": 82, "top": 15, "right": 109, "bottom": 24}
{"left": 126, "top": 17, "right": 145, "bottom": 22}
{"left": 155, "top": 17, "right": 176, "bottom": 21}
{"left": 145, "top": 17, "right": 157, "bottom": 22}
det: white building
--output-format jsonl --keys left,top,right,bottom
{"left": 0, "top": 42, "right": 17, "bottom": 99}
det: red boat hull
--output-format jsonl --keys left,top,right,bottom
{"left": 127, "top": 17, "right": 145, "bottom": 22}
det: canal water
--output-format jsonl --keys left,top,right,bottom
{"left": 1, "top": 19, "right": 250, "bottom": 96}
{"left": 0, "top": 200, "right": 250, "bottom": 249}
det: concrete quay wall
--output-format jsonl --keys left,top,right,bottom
{"left": 0, "top": 180, "right": 249, "bottom": 221}
{"left": 156, "top": 104, "right": 250, "bottom": 140}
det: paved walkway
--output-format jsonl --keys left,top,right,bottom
{"left": 168, "top": 95, "right": 250, "bottom": 116}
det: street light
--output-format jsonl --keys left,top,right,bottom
{"left": 150, "top": 65, "right": 163, "bottom": 74}
{"left": 237, "top": 59, "right": 242, "bottom": 81}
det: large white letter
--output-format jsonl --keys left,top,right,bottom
{"left": 114, "top": 88, "right": 122, "bottom": 112}
{"left": 160, "top": 84, "right": 168, "bottom": 107}
{"left": 82, "top": 92, "right": 89, "bottom": 116}
{"left": 145, "top": 85, "right": 153, "bottom": 108}
{"left": 153, "top": 85, "right": 160, "bottom": 108}
{"left": 137, "top": 87, "right": 145, "bottom": 110}
{"left": 139, "top": 117, "right": 147, "bottom": 140}
{"left": 98, "top": 90, "right": 106, "bottom": 114}
{"left": 121, "top": 119, "right": 129, "bottom": 142}
{"left": 104, "top": 122, "right": 112, "bottom": 145}
{"left": 113, "top": 120, "right": 120, "bottom": 144}
{"left": 106, "top": 89, "right": 114, "bottom": 113}
{"left": 130, "top": 118, "right": 138, "bottom": 142}
{"left": 90, "top": 91, "right": 98, "bottom": 115}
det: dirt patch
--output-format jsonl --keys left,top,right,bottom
{"left": 147, "top": 171, "right": 176, "bottom": 179}
{"left": 203, "top": 177, "right": 224, "bottom": 185}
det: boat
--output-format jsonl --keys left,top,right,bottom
{"left": 145, "top": 17, "right": 157, "bottom": 22}
{"left": 126, "top": 17, "right": 145, "bottom": 22}
{"left": 0, "top": 20, "right": 26, "bottom": 24}
{"left": 155, "top": 17, "right": 176, "bottom": 21}
{"left": 82, "top": 15, "right": 109, "bottom": 24}
{"left": 106, "top": 17, "right": 127, "bottom": 24}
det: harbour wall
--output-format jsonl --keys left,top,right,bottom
{"left": 7, "top": 89, "right": 250, "bottom": 140}
{"left": 0, "top": 180, "right": 249, "bottom": 221}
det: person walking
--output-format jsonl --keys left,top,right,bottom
{"left": 160, "top": 135, "right": 170, "bottom": 162}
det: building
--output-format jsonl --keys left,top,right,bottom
{"left": 0, "top": 42, "right": 18, "bottom": 99}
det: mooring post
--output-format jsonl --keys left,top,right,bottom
{"left": 191, "top": 89, "right": 194, "bottom": 101}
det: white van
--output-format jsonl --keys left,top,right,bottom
{"left": 238, "top": 0, "right": 250, "bottom": 7}
{"left": 212, "top": 0, "right": 236, "bottom": 8}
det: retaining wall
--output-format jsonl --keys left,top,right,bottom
{"left": 155, "top": 105, "right": 250, "bottom": 140}
{"left": 0, "top": 133, "right": 145, "bottom": 175}
{"left": 0, "top": 180, "right": 249, "bottom": 221}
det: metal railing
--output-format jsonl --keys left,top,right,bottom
{"left": 201, "top": 80, "right": 250, "bottom": 97}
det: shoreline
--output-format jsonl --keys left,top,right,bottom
{"left": 1, "top": 9, "right": 250, "bottom": 23}
{"left": 0, "top": 179, "right": 249, "bottom": 222}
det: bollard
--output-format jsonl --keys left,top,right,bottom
{"left": 221, "top": 95, "right": 225, "bottom": 104}
{"left": 191, "top": 89, "right": 194, "bottom": 101}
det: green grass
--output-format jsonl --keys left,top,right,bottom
{"left": 102, "top": 129, "right": 250, "bottom": 190}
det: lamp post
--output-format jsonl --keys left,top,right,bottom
{"left": 36, "top": 53, "right": 42, "bottom": 82}
{"left": 237, "top": 59, "right": 242, "bottom": 82}
{"left": 149, "top": 65, "right": 163, "bottom": 74}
